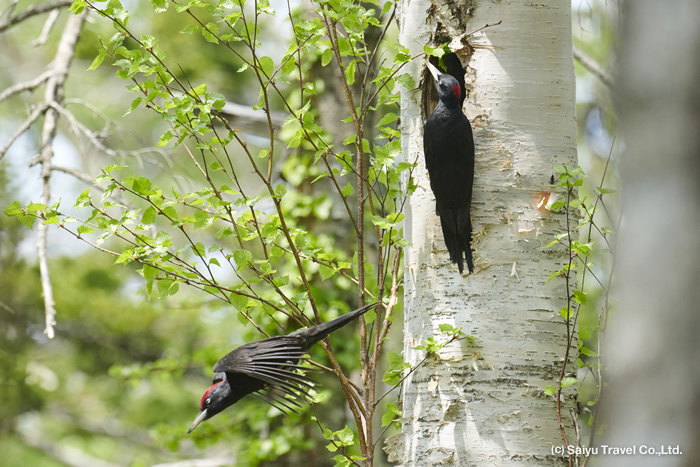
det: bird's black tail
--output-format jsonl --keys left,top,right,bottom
{"left": 440, "top": 209, "right": 474, "bottom": 274}
{"left": 294, "top": 303, "right": 378, "bottom": 350}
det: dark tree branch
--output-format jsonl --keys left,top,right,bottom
{"left": 0, "top": 0, "right": 72, "bottom": 32}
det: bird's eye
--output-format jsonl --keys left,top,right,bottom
{"left": 205, "top": 397, "right": 211, "bottom": 405}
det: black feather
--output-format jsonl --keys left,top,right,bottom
{"left": 188, "top": 303, "right": 378, "bottom": 433}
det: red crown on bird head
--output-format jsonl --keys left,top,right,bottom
{"left": 200, "top": 381, "right": 223, "bottom": 410}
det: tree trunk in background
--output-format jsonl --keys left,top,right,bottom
{"left": 386, "top": 0, "right": 578, "bottom": 464}
{"left": 603, "top": 2, "right": 700, "bottom": 466}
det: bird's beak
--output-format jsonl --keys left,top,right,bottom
{"left": 187, "top": 409, "right": 208, "bottom": 434}
{"left": 426, "top": 61, "right": 442, "bottom": 82}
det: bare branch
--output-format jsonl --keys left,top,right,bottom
{"left": 0, "top": 70, "right": 53, "bottom": 103}
{"left": 0, "top": 104, "right": 48, "bottom": 161}
{"left": 36, "top": 9, "right": 88, "bottom": 339}
{"left": 0, "top": 0, "right": 72, "bottom": 32}
{"left": 573, "top": 45, "right": 613, "bottom": 88}
{"left": 32, "top": 8, "right": 60, "bottom": 46}
{"left": 219, "top": 99, "right": 287, "bottom": 130}
{"left": 51, "top": 164, "right": 133, "bottom": 209}
{"left": 51, "top": 164, "right": 95, "bottom": 185}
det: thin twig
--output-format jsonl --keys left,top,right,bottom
{"left": 0, "top": 0, "right": 71, "bottom": 32}
{"left": 32, "top": 8, "right": 60, "bottom": 46}
{"left": 573, "top": 46, "right": 613, "bottom": 88}
{"left": 0, "top": 70, "right": 53, "bottom": 103}
{"left": 0, "top": 104, "right": 48, "bottom": 161}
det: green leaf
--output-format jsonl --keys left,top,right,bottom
{"left": 154, "top": 230, "right": 172, "bottom": 246}
{"left": 341, "top": 183, "right": 354, "bottom": 197}
{"left": 386, "top": 212, "right": 404, "bottom": 224}
{"left": 193, "top": 209, "right": 211, "bottom": 229}
{"left": 335, "top": 426, "right": 355, "bottom": 446}
{"left": 544, "top": 385, "right": 556, "bottom": 396}
{"left": 281, "top": 56, "right": 296, "bottom": 75}
{"left": 558, "top": 306, "right": 571, "bottom": 320}
{"left": 274, "top": 183, "right": 287, "bottom": 199}
{"left": 150, "top": 0, "right": 168, "bottom": 12}
{"left": 140, "top": 206, "right": 155, "bottom": 225}
{"left": 4, "top": 200, "right": 23, "bottom": 216}
{"left": 74, "top": 189, "right": 91, "bottom": 208}
{"left": 161, "top": 206, "right": 178, "bottom": 221}
{"left": 143, "top": 264, "right": 158, "bottom": 281}
{"left": 579, "top": 345, "right": 598, "bottom": 358}
{"left": 17, "top": 213, "right": 36, "bottom": 230}
{"left": 215, "top": 226, "right": 234, "bottom": 239}
{"left": 319, "top": 264, "right": 335, "bottom": 280}
{"left": 345, "top": 60, "right": 356, "bottom": 85}
{"left": 77, "top": 225, "right": 95, "bottom": 235}
{"left": 201, "top": 22, "right": 220, "bottom": 43}
{"left": 131, "top": 177, "right": 153, "bottom": 195}
{"left": 157, "top": 278, "right": 178, "bottom": 297}
{"left": 337, "top": 37, "right": 352, "bottom": 56}
{"left": 321, "top": 48, "right": 333, "bottom": 66}
{"left": 42, "top": 215, "right": 60, "bottom": 225}
{"left": 188, "top": 243, "right": 203, "bottom": 258}
{"left": 157, "top": 131, "right": 173, "bottom": 147}
{"left": 597, "top": 186, "right": 616, "bottom": 195}
{"left": 103, "top": 165, "right": 126, "bottom": 174}
{"left": 383, "top": 352, "right": 410, "bottom": 386}
{"left": 561, "top": 377, "right": 577, "bottom": 388}
{"left": 125, "top": 96, "right": 143, "bottom": 116}
{"left": 115, "top": 247, "right": 134, "bottom": 265}
{"left": 88, "top": 48, "right": 108, "bottom": 71}
{"left": 423, "top": 44, "right": 446, "bottom": 58}
{"left": 381, "top": 402, "right": 402, "bottom": 427}
{"left": 544, "top": 238, "right": 561, "bottom": 249}
{"left": 396, "top": 73, "right": 414, "bottom": 90}
{"left": 230, "top": 293, "right": 250, "bottom": 311}
{"left": 259, "top": 56, "right": 274, "bottom": 76}
{"left": 378, "top": 112, "right": 397, "bottom": 127}
{"left": 27, "top": 202, "right": 47, "bottom": 213}
{"left": 232, "top": 249, "right": 252, "bottom": 269}
{"left": 181, "top": 24, "right": 200, "bottom": 35}
{"left": 382, "top": 409, "right": 396, "bottom": 427}
{"left": 70, "top": 0, "right": 87, "bottom": 14}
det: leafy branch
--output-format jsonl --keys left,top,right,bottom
{"left": 545, "top": 144, "right": 617, "bottom": 466}
{"left": 4, "top": 0, "right": 414, "bottom": 464}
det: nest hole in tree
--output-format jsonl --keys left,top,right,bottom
{"left": 422, "top": 52, "right": 467, "bottom": 119}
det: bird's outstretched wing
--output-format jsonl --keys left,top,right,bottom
{"left": 213, "top": 336, "right": 317, "bottom": 408}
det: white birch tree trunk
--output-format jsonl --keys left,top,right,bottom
{"left": 602, "top": 1, "right": 700, "bottom": 465}
{"left": 386, "top": 0, "right": 578, "bottom": 464}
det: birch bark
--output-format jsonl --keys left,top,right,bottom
{"left": 387, "top": 0, "right": 578, "bottom": 464}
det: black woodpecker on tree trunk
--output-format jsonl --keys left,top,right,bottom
{"left": 188, "top": 302, "right": 378, "bottom": 433}
{"left": 423, "top": 60, "right": 475, "bottom": 274}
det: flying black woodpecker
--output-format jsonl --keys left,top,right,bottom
{"left": 188, "top": 303, "right": 378, "bottom": 433}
